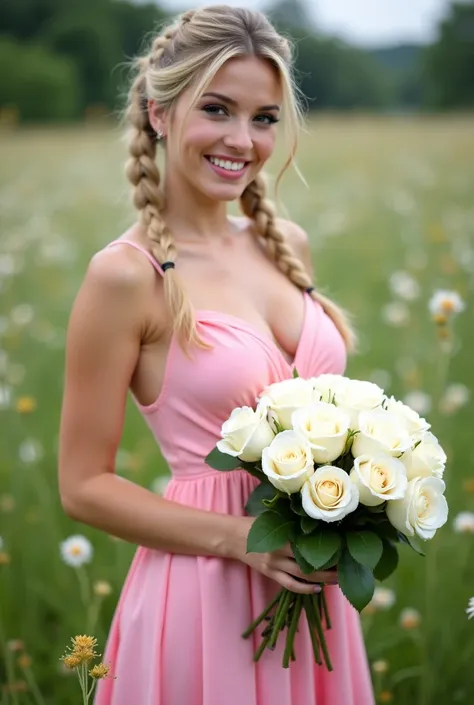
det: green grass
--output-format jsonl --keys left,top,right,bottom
{"left": 1, "top": 116, "right": 474, "bottom": 704}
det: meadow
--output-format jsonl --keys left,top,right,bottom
{"left": 0, "top": 115, "right": 473, "bottom": 704}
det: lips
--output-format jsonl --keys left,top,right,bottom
{"left": 204, "top": 155, "right": 251, "bottom": 180}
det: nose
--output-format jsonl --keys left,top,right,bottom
{"left": 223, "top": 119, "right": 253, "bottom": 154}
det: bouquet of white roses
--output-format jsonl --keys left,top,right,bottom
{"left": 205, "top": 373, "right": 449, "bottom": 670}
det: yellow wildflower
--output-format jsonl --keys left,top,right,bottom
{"left": 432, "top": 313, "right": 448, "bottom": 326}
{"left": 71, "top": 635, "right": 98, "bottom": 651}
{"left": 15, "top": 396, "right": 37, "bottom": 413}
{"left": 7, "top": 640, "right": 24, "bottom": 652}
{"left": 379, "top": 691, "right": 393, "bottom": 703}
{"left": 463, "top": 479, "right": 474, "bottom": 494}
{"left": 93, "top": 580, "right": 112, "bottom": 597}
{"left": 372, "top": 660, "right": 388, "bottom": 674}
{"left": 17, "top": 653, "right": 32, "bottom": 668}
{"left": 89, "top": 663, "right": 111, "bottom": 679}
{"left": 400, "top": 607, "right": 421, "bottom": 630}
{"left": 0, "top": 494, "right": 15, "bottom": 512}
{"left": 2, "top": 680, "right": 28, "bottom": 694}
{"left": 62, "top": 654, "right": 82, "bottom": 670}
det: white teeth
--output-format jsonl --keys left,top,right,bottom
{"left": 209, "top": 157, "right": 245, "bottom": 171}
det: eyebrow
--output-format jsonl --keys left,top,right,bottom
{"left": 201, "top": 92, "right": 280, "bottom": 112}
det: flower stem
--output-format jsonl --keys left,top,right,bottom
{"left": 283, "top": 595, "right": 302, "bottom": 668}
{"left": 20, "top": 666, "right": 46, "bottom": 705}
{"left": 269, "top": 590, "right": 292, "bottom": 649}
{"left": 303, "top": 595, "right": 322, "bottom": 665}
{"left": 305, "top": 594, "right": 333, "bottom": 671}
{"left": 320, "top": 587, "right": 332, "bottom": 630}
{"left": 241, "top": 589, "right": 283, "bottom": 639}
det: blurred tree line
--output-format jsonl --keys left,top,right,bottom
{"left": 0, "top": 0, "right": 473, "bottom": 122}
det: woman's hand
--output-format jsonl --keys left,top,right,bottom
{"left": 234, "top": 517, "right": 338, "bottom": 595}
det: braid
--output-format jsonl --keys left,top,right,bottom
{"left": 125, "top": 22, "right": 209, "bottom": 351}
{"left": 240, "top": 174, "right": 357, "bottom": 351}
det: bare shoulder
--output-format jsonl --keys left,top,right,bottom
{"left": 87, "top": 243, "right": 153, "bottom": 292}
{"left": 275, "top": 218, "right": 313, "bottom": 277}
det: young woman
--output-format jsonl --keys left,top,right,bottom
{"left": 58, "top": 5, "right": 374, "bottom": 704}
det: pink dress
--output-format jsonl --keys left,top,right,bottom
{"left": 94, "top": 239, "right": 374, "bottom": 705}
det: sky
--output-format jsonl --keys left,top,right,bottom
{"left": 155, "top": 0, "right": 453, "bottom": 46}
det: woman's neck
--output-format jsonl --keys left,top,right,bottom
{"left": 162, "top": 171, "right": 236, "bottom": 244}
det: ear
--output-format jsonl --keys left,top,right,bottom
{"left": 148, "top": 99, "right": 167, "bottom": 137}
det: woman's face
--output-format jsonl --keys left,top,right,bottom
{"left": 153, "top": 55, "right": 282, "bottom": 202}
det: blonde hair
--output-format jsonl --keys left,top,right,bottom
{"left": 124, "top": 4, "right": 356, "bottom": 352}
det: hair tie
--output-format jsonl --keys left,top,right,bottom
{"left": 161, "top": 261, "right": 175, "bottom": 272}
{"left": 305, "top": 286, "right": 315, "bottom": 294}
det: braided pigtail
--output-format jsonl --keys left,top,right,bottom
{"left": 124, "top": 19, "right": 209, "bottom": 351}
{"left": 240, "top": 174, "right": 357, "bottom": 351}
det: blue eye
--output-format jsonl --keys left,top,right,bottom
{"left": 202, "top": 104, "right": 227, "bottom": 116}
{"left": 255, "top": 114, "right": 279, "bottom": 125}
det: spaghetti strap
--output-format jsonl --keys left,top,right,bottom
{"left": 106, "top": 239, "right": 164, "bottom": 277}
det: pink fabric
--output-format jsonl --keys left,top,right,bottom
{"left": 94, "top": 239, "right": 374, "bottom": 705}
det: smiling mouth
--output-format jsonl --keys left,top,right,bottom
{"left": 204, "top": 155, "right": 250, "bottom": 173}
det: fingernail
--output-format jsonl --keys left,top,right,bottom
{"left": 313, "top": 585, "right": 322, "bottom": 593}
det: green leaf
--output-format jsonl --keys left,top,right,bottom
{"left": 367, "top": 502, "right": 387, "bottom": 514}
{"left": 296, "top": 531, "right": 341, "bottom": 570}
{"left": 318, "top": 545, "right": 343, "bottom": 571}
{"left": 346, "top": 530, "right": 383, "bottom": 569}
{"left": 290, "top": 493, "right": 307, "bottom": 517}
{"left": 205, "top": 447, "right": 241, "bottom": 471}
{"left": 300, "top": 516, "right": 319, "bottom": 535}
{"left": 376, "top": 521, "right": 400, "bottom": 542}
{"left": 292, "top": 367, "right": 300, "bottom": 378}
{"left": 406, "top": 534, "right": 426, "bottom": 556}
{"left": 245, "top": 483, "right": 277, "bottom": 517}
{"left": 291, "top": 542, "right": 315, "bottom": 575}
{"left": 338, "top": 548, "right": 375, "bottom": 612}
{"left": 373, "top": 540, "right": 399, "bottom": 581}
{"left": 246, "top": 511, "right": 295, "bottom": 553}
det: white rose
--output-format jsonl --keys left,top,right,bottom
{"left": 386, "top": 476, "right": 448, "bottom": 540}
{"left": 217, "top": 399, "right": 275, "bottom": 462}
{"left": 261, "top": 378, "right": 315, "bottom": 430}
{"left": 401, "top": 432, "right": 446, "bottom": 480}
{"left": 384, "top": 396, "right": 430, "bottom": 437}
{"left": 334, "top": 379, "right": 386, "bottom": 429}
{"left": 350, "top": 454, "right": 408, "bottom": 507}
{"left": 261, "top": 430, "right": 314, "bottom": 494}
{"left": 309, "top": 374, "right": 350, "bottom": 403}
{"left": 352, "top": 409, "right": 413, "bottom": 459}
{"left": 301, "top": 465, "right": 359, "bottom": 523}
{"left": 292, "top": 402, "right": 350, "bottom": 464}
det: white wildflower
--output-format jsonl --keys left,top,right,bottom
{"left": 440, "top": 383, "right": 471, "bottom": 415}
{"left": 429, "top": 290, "right": 465, "bottom": 318}
{"left": 453, "top": 512, "right": 474, "bottom": 534}
{"left": 382, "top": 302, "right": 410, "bottom": 327}
{"left": 371, "top": 587, "right": 396, "bottom": 610}
{"left": 466, "top": 597, "right": 474, "bottom": 620}
{"left": 60, "top": 535, "right": 93, "bottom": 567}
{"left": 389, "top": 271, "right": 420, "bottom": 301}
{"left": 10, "top": 304, "right": 34, "bottom": 327}
{"left": 151, "top": 474, "right": 171, "bottom": 496}
{"left": 403, "top": 390, "right": 432, "bottom": 417}
{"left": 400, "top": 607, "right": 421, "bottom": 630}
{"left": 19, "top": 439, "right": 44, "bottom": 463}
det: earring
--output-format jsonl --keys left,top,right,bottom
{"left": 156, "top": 129, "right": 164, "bottom": 140}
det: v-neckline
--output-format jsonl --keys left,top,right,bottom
{"left": 195, "top": 292, "right": 309, "bottom": 369}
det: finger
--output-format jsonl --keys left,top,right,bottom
{"left": 277, "top": 558, "right": 321, "bottom": 583}
{"left": 311, "top": 570, "right": 338, "bottom": 584}
{"left": 272, "top": 570, "right": 321, "bottom": 595}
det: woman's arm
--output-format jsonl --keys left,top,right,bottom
{"left": 58, "top": 246, "right": 244, "bottom": 560}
